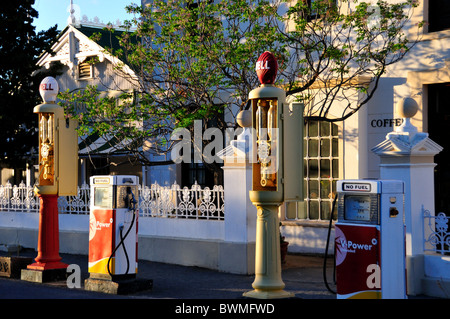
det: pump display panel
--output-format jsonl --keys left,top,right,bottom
{"left": 338, "top": 194, "right": 379, "bottom": 225}
{"left": 94, "top": 187, "right": 113, "bottom": 209}
{"left": 344, "top": 195, "right": 371, "bottom": 221}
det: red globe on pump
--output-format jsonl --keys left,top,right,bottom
{"left": 256, "top": 51, "right": 278, "bottom": 85}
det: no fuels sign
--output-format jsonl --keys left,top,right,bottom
{"left": 342, "top": 183, "right": 372, "bottom": 192}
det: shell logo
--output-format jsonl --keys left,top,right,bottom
{"left": 89, "top": 216, "right": 97, "bottom": 241}
{"left": 255, "top": 51, "right": 278, "bottom": 85}
{"left": 89, "top": 215, "right": 113, "bottom": 240}
{"left": 39, "top": 76, "right": 59, "bottom": 103}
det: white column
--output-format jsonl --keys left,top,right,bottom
{"left": 217, "top": 111, "right": 257, "bottom": 274}
{"left": 371, "top": 97, "right": 443, "bottom": 295}
{"left": 222, "top": 159, "right": 256, "bottom": 243}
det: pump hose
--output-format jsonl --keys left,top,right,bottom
{"left": 107, "top": 191, "right": 137, "bottom": 278}
{"left": 323, "top": 193, "right": 337, "bottom": 295}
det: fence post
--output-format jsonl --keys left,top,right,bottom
{"left": 218, "top": 113, "right": 257, "bottom": 274}
{"left": 372, "top": 97, "right": 443, "bottom": 295}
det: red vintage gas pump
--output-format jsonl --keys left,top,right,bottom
{"left": 21, "top": 76, "right": 78, "bottom": 283}
{"left": 335, "top": 180, "right": 406, "bottom": 299}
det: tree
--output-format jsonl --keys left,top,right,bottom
{"left": 275, "top": 0, "right": 422, "bottom": 122}
{"left": 61, "top": 0, "right": 284, "bottom": 178}
{"left": 59, "top": 0, "right": 421, "bottom": 169}
{"left": 0, "top": 0, "right": 59, "bottom": 173}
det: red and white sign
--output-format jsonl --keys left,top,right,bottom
{"left": 39, "top": 76, "right": 59, "bottom": 103}
{"left": 88, "top": 209, "right": 115, "bottom": 274}
{"left": 335, "top": 224, "right": 381, "bottom": 299}
{"left": 256, "top": 51, "right": 278, "bottom": 84}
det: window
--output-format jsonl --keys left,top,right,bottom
{"left": 186, "top": 0, "right": 215, "bottom": 38}
{"left": 428, "top": 83, "right": 450, "bottom": 213}
{"left": 301, "top": 120, "right": 339, "bottom": 221}
{"left": 78, "top": 57, "right": 96, "bottom": 79}
{"left": 428, "top": 0, "right": 450, "bottom": 33}
{"left": 181, "top": 114, "right": 224, "bottom": 188}
{"left": 303, "top": 0, "right": 337, "bottom": 21}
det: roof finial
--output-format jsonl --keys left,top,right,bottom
{"left": 70, "top": 0, "right": 75, "bottom": 24}
{"left": 67, "top": 0, "right": 80, "bottom": 26}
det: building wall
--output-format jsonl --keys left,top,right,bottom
{"left": 282, "top": 0, "right": 450, "bottom": 254}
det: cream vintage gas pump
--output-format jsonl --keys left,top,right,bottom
{"left": 335, "top": 180, "right": 406, "bottom": 299}
{"left": 243, "top": 52, "right": 303, "bottom": 299}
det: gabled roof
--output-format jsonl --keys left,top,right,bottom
{"left": 37, "top": 22, "right": 137, "bottom": 79}
{"left": 74, "top": 24, "right": 136, "bottom": 53}
{"left": 36, "top": 22, "right": 141, "bottom": 158}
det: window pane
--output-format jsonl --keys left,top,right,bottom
{"left": 309, "top": 201, "right": 319, "bottom": 220}
{"left": 428, "top": 0, "right": 450, "bottom": 32}
{"left": 309, "top": 180, "right": 319, "bottom": 199}
{"left": 320, "top": 139, "right": 330, "bottom": 157}
{"left": 320, "top": 159, "right": 330, "bottom": 178}
{"left": 303, "top": 178, "right": 308, "bottom": 198}
{"left": 297, "top": 201, "right": 308, "bottom": 220}
{"left": 321, "top": 201, "right": 331, "bottom": 220}
{"left": 332, "top": 180, "right": 337, "bottom": 198}
{"left": 320, "top": 121, "right": 330, "bottom": 136}
{"left": 303, "top": 137, "right": 307, "bottom": 155}
{"left": 332, "top": 123, "right": 338, "bottom": 136}
{"left": 308, "top": 139, "right": 318, "bottom": 157}
{"left": 332, "top": 159, "right": 339, "bottom": 178}
{"left": 332, "top": 138, "right": 339, "bottom": 156}
{"left": 309, "top": 159, "right": 318, "bottom": 178}
{"left": 304, "top": 159, "right": 308, "bottom": 177}
{"left": 308, "top": 121, "right": 318, "bottom": 136}
{"left": 320, "top": 179, "right": 331, "bottom": 199}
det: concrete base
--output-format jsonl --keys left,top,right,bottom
{"left": 21, "top": 268, "right": 67, "bottom": 283}
{"left": 0, "top": 226, "right": 257, "bottom": 274}
{"left": 84, "top": 275, "right": 153, "bottom": 295}
{"left": 243, "top": 289, "right": 295, "bottom": 299}
{"left": 138, "top": 235, "right": 256, "bottom": 275}
{"left": 421, "top": 277, "right": 450, "bottom": 298}
{"left": 0, "top": 256, "right": 33, "bottom": 278}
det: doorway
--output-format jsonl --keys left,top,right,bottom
{"left": 428, "top": 83, "right": 450, "bottom": 213}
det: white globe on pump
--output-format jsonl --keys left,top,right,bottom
{"left": 39, "top": 76, "right": 59, "bottom": 103}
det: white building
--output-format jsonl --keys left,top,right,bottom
{"left": 280, "top": 0, "right": 450, "bottom": 255}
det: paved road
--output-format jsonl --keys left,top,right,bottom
{"left": 0, "top": 250, "right": 438, "bottom": 317}
{"left": 0, "top": 250, "right": 336, "bottom": 299}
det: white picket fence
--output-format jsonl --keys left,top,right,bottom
{"left": 0, "top": 181, "right": 224, "bottom": 221}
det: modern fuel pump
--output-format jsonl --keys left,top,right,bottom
{"left": 335, "top": 179, "right": 406, "bottom": 299}
{"left": 87, "top": 175, "right": 139, "bottom": 279}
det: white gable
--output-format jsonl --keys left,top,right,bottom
{"left": 37, "top": 24, "right": 138, "bottom": 91}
